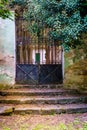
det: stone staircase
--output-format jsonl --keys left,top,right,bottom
{"left": 0, "top": 87, "right": 87, "bottom": 115}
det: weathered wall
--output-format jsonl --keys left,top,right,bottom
{"left": 64, "top": 48, "right": 87, "bottom": 90}
{"left": 0, "top": 12, "right": 86, "bottom": 88}
{"left": 0, "top": 14, "right": 15, "bottom": 85}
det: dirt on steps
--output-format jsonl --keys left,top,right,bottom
{"left": 0, "top": 88, "right": 87, "bottom": 115}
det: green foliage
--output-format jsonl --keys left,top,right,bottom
{"left": 12, "top": 0, "right": 26, "bottom": 6}
{"left": 0, "top": 0, "right": 12, "bottom": 19}
{"left": 80, "top": 0, "right": 87, "bottom": 17}
{"left": 22, "top": 0, "right": 87, "bottom": 49}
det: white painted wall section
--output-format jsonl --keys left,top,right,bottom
{"left": 0, "top": 13, "right": 16, "bottom": 85}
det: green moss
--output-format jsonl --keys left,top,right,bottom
{"left": 64, "top": 59, "right": 87, "bottom": 91}
{"left": 0, "top": 84, "right": 15, "bottom": 90}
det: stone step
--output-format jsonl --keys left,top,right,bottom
{"left": 0, "top": 88, "right": 79, "bottom": 96}
{"left": 0, "top": 88, "right": 87, "bottom": 115}
{"left": 0, "top": 104, "right": 87, "bottom": 115}
{"left": 14, "top": 84, "right": 63, "bottom": 89}
{"left": 0, "top": 95, "right": 87, "bottom": 104}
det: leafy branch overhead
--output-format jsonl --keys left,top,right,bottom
{"left": 1, "top": 0, "right": 87, "bottom": 49}
{"left": 23, "top": 0, "right": 87, "bottom": 48}
{"left": 0, "top": 0, "right": 12, "bottom": 19}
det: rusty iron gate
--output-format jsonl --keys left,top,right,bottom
{"left": 15, "top": 16, "right": 63, "bottom": 85}
{"left": 16, "top": 64, "right": 62, "bottom": 84}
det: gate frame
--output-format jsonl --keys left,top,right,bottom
{"left": 15, "top": 11, "right": 64, "bottom": 85}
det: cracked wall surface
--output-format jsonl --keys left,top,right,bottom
{"left": 0, "top": 14, "right": 15, "bottom": 85}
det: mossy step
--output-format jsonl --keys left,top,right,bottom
{"left": 0, "top": 105, "right": 14, "bottom": 115}
{"left": 0, "top": 88, "right": 79, "bottom": 96}
{"left": 0, "top": 104, "right": 87, "bottom": 115}
{"left": 0, "top": 95, "right": 87, "bottom": 104}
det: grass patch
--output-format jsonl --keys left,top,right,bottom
{"left": 1, "top": 121, "right": 87, "bottom": 130}
{"left": 32, "top": 122, "right": 87, "bottom": 130}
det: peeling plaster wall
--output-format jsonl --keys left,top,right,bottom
{"left": 0, "top": 14, "right": 15, "bottom": 85}
{"left": 64, "top": 48, "right": 87, "bottom": 90}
